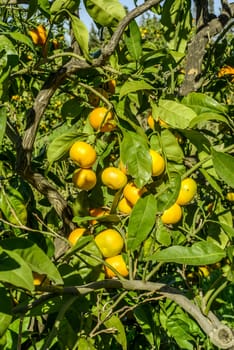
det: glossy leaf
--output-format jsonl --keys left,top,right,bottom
{"left": 84, "top": 0, "right": 125, "bottom": 27}
{"left": 189, "top": 112, "right": 229, "bottom": 128}
{"left": 119, "top": 80, "right": 154, "bottom": 100}
{"left": 134, "top": 304, "right": 158, "bottom": 347}
{"left": 47, "top": 131, "right": 83, "bottom": 163}
{"left": 146, "top": 241, "right": 225, "bottom": 265}
{"left": 182, "top": 92, "right": 227, "bottom": 115}
{"left": 0, "top": 106, "right": 7, "bottom": 147}
{"left": 150, "top": 130, "right": 184, "bottom": 164}
{"left": 0, "top": 186, "right": 27, "bottom": 225}
{"left": 124, "top": 20, "right": 142, "bottom": 61}
{"left": 103, "top": 314, "right": 127, "bottom": 350}
{"left": 120, "top": 130, "right": 151, "bottom": 187}
{"left": 181, "top": 129, "right": 210, "bottom": 153}
{"left": 0, "top": 249, "right": 34, "bottom": 291}
{"left": 8, "top": 32, "right": 34, "bottom": 50}
{"left": 156, "top": 171, "right": 181, "bottom": 212}
{"left": 127, "top": 194, "right": 157, "bottom": 251}
{"left": 0, "top": 35, "right": 18, "bottom": 68}
{"left": 212, "top": 149, "right": 234, "bottom": 188}
{"left": 0, "top": 286, "right": 12, "bottom": 337}
{"left": 157, "top": 99, "right": 197, "bottom": 129}
{"left": 0, "top": 238, "right": 63, "bottom": 285}
{"left": 70, "top": 15, "right": 89, "bottom": 59}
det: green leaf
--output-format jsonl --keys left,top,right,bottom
{"left": 189, "top": 112, "right": 229, "bottom": 128}
{"left": 181, "top": 129, "right": 210, "bottom": 153}
{"left": 119, "top": 80, "right": 154, "bottom": 100}
{"left": 0, "top": 35, "right": 18, "bottom": 68}
{"left": 103, "top": 315, "right": 127, "bottom": 350}
{"left": 0, "top": 238, "right": 63, "bottom": 285}
{"left": 156, "top": 171, "right": 181, "bottom": 212}
{"left": 0, "top": 286, "right": 12, "bottom": 337}
{"left": 0, "top": 186, "right": 27, "bottom": 225}
{"left": 47, "top": 131, "right": 83, "bottom": 163}
{"left": 150, "top": 130, "right": 184, "bottom": 164}
{"left": 84, "top": 0, "right": 126, "bottom": 27}
{"left": 134, "top": 304, "right": 158, "bottom": 347}
{"left": 146, "top": 241, "right": 226, "bottom": 265}
{"left": 212, "top": 149, "right": 234, "bottom": 188}
{"left": 76, "top": 338, "right": 96, "bottom": 349}
{"left": 0, "top": 249, "right": 34, "bottom": 291}
{"left": 120, "top": 130, "right": 151, "bottom": 187}
{"left": 70, "top": 15, "right": 89, "bottom": 59}
{"left": 124, "top": 20, "right": 142, "bottom": 61}
{"left": 8, "top": 32, "right": 34, "bottom": 50}
{"left": 157, "top": 99, "right": 197, "bottom": 129}
{"left": 199, "top": 168, "right": 223, "bottom": 196}
{"left": 127, "top": 194, "right": 157, "bottom": 251}
{"left": 0, "top": 106, "right": 7, "bottom": 147}
{"left": 50, "top": 0, "right": 80, "bottom": 15}
{"left": 182, "top": 92, "right": 227, "bottom": 115}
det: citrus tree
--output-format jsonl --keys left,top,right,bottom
{"left": 0, "top": 0, "right": 234, "bottom": 349}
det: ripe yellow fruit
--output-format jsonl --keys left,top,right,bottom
{"left": 105, "top": 255, "right": 129, "bottom": 278}
{"left": 68, "top": 228, "right": 87, "bottom": 246}
{"left": 29, "top": 24, "right": 47, "bottom": 46}
{"left": 88, "top": 107, "right": 115, "bottom": 132}
{"left": 176, "top": 178, "right": 197, "bottom": 206}
{"left": 198, "top": 266, "right": 210, "bottom": 278}
{"left": 89, "top": 207, "right": 110, "bottom": 225}
{"left": 161, "top": 203, "right": 182, "bottom": 224}
{"left": 149, "top": 149, "right": 165, "bottom": 176}
{"left": 123, "top": 182, "right": 146, "bottom": 206}
{"left": 147, "top": 115, "right": 155, "bottom": 129}
{"left": 118, "top": 197, "right": 132, "bottom": 214}
{"left": 69, "top": 141, "right": 96, "bottom": 168}
{"left": 226, "top": 192, "right": 234, "bottom": 202}
{"left": 94, "top": 229, "right": 124, "bottom": 258}
{"left": 33, "top": 272, "right": 49, "bottom": 286}
{"left": 101, "top": 167, "right": 127, "bottom": 190}
{"left": 72, "top": 168, "right": 97, "bottom": 191}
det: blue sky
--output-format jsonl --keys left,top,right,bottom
{"left": 79, "top": 0, "right": 221, "bottom": 30}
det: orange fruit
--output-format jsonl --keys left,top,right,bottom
{"left": 68, "top": 228, "right": 87, "bottom": 246}
{"left": 94, "top": 229, "right": 124, "bottom": 258}
{"left": 176, "top": 178, "right": 197, "bottom": 206}
{"left": 72, "top": 168, "right": 97, "bottom": 191}
{"left": 226, "top": 192, "right": 234, "bottom": 202}
{"left": 69, "top": 141, "right": 96, "bottom": 168}
{"left": 88, "top": 107, "right": 115, "bottom": 132}
{"left": 105, "top": 255, "right": 129, "bottom": 278}
{"left": 89, "top": 207, "right": 109, "bottom": 224}
{"left": 149, "top": 149, "right": 165, "bottom": 176}
{"left": 161, "top": 203, "right": 182, "bottom": 224}
{"left": 118, "top": 197, "right": 132, "bottom": 214}
{"left": 101, "top": 167, "right": 127, "bottom": 190}
{"left": 29, "top": 24, "right": 47, "bottom": 46}
{"left": 123, "top": 182, "right": 146, "bottom": 206}
{"left": 33, "top": 272, "right": 49, "bottom": 286}
{"left": 147, "top": 115, "right": 155, "bottom": 129}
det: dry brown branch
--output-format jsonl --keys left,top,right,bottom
{"left": 179, "top": 2, "right": 234, "bottom": 96}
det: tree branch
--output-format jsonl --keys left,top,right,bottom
{"left": 12, "top": 279, "right": 234, "bottom": 349}
{"left": 179, "top": 2, "right": 234, "bottom": 96}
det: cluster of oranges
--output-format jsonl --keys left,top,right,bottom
{"left": 67, "top": 106, "right": 198, "bottom": 278}
{"left": 29, "top": 24, "right": 47, "bottom": 46}
{"left": 68, "top": 227, "right": 128, "bottom": 279}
